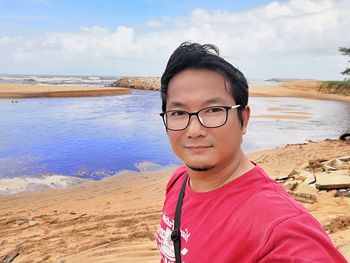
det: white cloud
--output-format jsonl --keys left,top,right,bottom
{"left": 147, "top": 20, "right": 162, "bottom": 28}
{"left": 1, "top": 0, "right": 349, "bottom": 79}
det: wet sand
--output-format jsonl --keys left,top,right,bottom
{"left": 0, "top": 84, "right": 130, "bottom": 98}
{"left": 252, "top": 114, "right": 312, "bottom": 120}
{"left": 0, "top": 140, "right": 349, "bottom": 262}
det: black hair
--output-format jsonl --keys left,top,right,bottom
{"left": 160, "top": 42, "right": 249, "bottom": 126}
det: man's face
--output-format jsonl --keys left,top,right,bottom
{"left": 166, "top": 68, "right": 250, "bottom": 171}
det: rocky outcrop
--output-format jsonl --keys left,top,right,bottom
{"left": 276, "top": 155, "right": 350, "bottom": 204}
{"left": 113, "top": 77, "right": 160, "bottom": 91}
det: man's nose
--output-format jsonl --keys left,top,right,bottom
{"left": 186, "top": 114, "right": 207, "bottom": 138}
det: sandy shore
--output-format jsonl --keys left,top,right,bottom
{"left": 0, "top": 80, "right": 349, "bottom": 102}
{"left": 0, "top": 139, "right": 349, "bottom": 262}
{"left": 250, "top": 81, "right": 350, "bottom": 103}
{"left": 0, "top": 84, "right": 130, "bottom": 98}
{"left": 113, "top": 77, "right": 350, "bottom": 103}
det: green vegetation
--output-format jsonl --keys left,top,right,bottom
{"left": 319, "top": 81, "right": 350, "bottom": 96}
{"left": 339, "top": 47, "right": 350, "bottom": 76}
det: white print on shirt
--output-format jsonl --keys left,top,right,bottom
{"left": 157, "top": 213, "right": 191, "bottom": 262}
{"left": 163, "top": 214, "right": 174, "bottom": 229}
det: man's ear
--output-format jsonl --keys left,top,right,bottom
{"left": 241, "top": 106, "right": 250, "bottom": 135}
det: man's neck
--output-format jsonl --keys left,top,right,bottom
{"left": 187, "top": 151, "right": 254, "bottom": 192}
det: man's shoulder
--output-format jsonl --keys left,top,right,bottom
{"left": 238, "top": 164, "right": 308, "bottom": 224}
{"left": 165, "top": 165, "right": 187, "bottom": 194}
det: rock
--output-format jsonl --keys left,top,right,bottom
{"left": 275, "top": 174, "right": 290, "bottom": 183}
{"left": 338, "top": 155, "right": 350, "bottom": 162}
{"left": 315, "top": 172, "right": 350, "bottom": 190}
{"left": 287, "top": 163, "right": 309, "bottom": 176}
{"left": 300, "top": 162, "right": 310, "bottom": 170}
{"left": 327, "top": 169, "right": 350, "bottom": 177}
{"left": 298, "top": 171, "right": 316, "bottom": 184}
{"left": 28, "top": 220, "right": 37, "bottom": 227}
{"left": 335, "top": 189, "right": 350, "bottom": 197}
{"left": 287, "top": 190, "right": 317, "bottom": 204}
{"left": 323, "top": 158, "right": 346, "bottom": 170}
{"left": 323, "top": 164, "right": 337, "bottom": 172}
{"left": 287, "top": 169, "right": 298, "bottom": 177}
{"left": 285, "top": 170, "right": 318, "bottom": 198}
{"left": 339, "top": 132, "right": 350, "bottom": 141}
{"left": 113, "top": 77, "right": 161, "bottom": 91}
{"left": 284, "top": 180, "right": 299, "bottom": 191}
{"left": 294, "top": 181, "right": 318, "bottom": 196}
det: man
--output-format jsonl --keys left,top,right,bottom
{"left": 156, "top": 42, "right": 347, "bottom": 263}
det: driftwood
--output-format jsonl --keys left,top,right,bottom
{"left": 1, "top": 250, "right": 20, "bottom": 263}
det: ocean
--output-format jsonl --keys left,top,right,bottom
{"left": 0, "top": 73, "right": 119, "bottom": 86}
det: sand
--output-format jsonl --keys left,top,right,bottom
{"left": 0, "top": 80, "right": 349, "bottom": 262}
{"left": 0, "top": 84, "right": 130, "bottom": 98}
{"left": 249, "top": 81, "right": 350, "bottom": 103}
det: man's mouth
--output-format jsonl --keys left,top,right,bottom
{"left": 185, "top": 145, "right": 212, "bottom": 150}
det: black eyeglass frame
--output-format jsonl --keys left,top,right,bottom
{"left": 159, "top": 105, "right": 242, "bottom": 131}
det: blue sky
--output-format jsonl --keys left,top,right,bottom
{"left": 0, "top": 0, "right": 277, "bottom": 35}
{"left": 0, "top": 0, "right": 349, "bottom": 79}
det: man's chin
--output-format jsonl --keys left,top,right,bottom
{"left": 187, "top": 164, "right": 215, "bottom": 172}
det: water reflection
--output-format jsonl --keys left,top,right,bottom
{"left": 0, "top": 90, "right": 349, "bottom": 179}
{"left": 246, "top": 97, "right": 350, "bottom": 150}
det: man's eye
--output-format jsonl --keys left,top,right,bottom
{"left": 170, "top": 111, "right": 186, "bottom": 117}
{"left": 206, "top": 107, "right": 224, "bottom": 113}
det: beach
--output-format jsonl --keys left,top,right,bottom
{"left": 0, "top": 79, "right": 349, "bottom": 262}
{"left": 249, "top": 81, "right": 350, "bottom": 103}
{"left": 0, "top": 79, "right": 349, "bottom": 103}
{"left": 0, "top": 84, "right": 130, "bottom": 98}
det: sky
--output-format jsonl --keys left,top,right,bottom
{"left": 0, "top": 0, "right": 349, "bottom": 80}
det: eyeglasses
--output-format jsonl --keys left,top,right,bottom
{"left": 159, "top": 105, "right": 241, "bottom": 131}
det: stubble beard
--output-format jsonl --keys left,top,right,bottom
{"left": 187, "top": 164, "right": 215, "bottom": 172}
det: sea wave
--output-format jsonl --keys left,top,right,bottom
{"left": 0, "top": 74, "right": 120, "bottom": 86}
{"left": 0, "top": 162, "right": 175, "bottom": 195}
{"left": 0, "top": 174, "right": 88, "bottom": 195}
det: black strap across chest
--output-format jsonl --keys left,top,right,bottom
{"left": 171, "top": 175, "right": 188, "bottom": 263}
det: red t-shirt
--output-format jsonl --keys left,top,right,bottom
{"left": 156, "top": 164, "right": 347, "bottom": 263}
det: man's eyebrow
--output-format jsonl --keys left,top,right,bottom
{"left": 203, "top": 97, "right": 226, "bottom": 105}
{"left": 167, "top": 101, "right": 185, "bottom": 108}
{"left": 167, "top": 97, "right": 228, "bottom": 109}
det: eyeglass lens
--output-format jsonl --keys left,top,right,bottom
{"left": 164, "top": 106, "right": 229, "bottom": 130}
